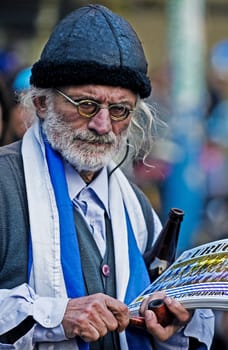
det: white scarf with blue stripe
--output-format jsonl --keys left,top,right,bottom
{"left": 22, "top": 121, "right": 155, "bottom": 350}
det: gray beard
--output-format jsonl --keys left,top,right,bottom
{"left": 42, "top": 107, "right": 128, "bottom": 172}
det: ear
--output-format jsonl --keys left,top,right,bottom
{"left": 33, "top": 96, "right": 47, "bottom": 119}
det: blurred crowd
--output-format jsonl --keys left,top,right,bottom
{"left": 1, "top": 39, "right": 228, "bottom": 349}
{"left": 132, "top": 39, "right": 228, "bottom": 245}
{"left": 133, "top": 39, "right": 228, "bottom": 350}
{"left": 202, "top": 40, "right": 228, "bottom": 350}
{"left": 0, "top": 49, "right": 33, "bottom": 146}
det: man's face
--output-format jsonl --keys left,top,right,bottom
{"left": 42, "top": 85, "right": 136, "bottom": 172}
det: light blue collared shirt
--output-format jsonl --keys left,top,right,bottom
{"left": 65, "top": 162, "right": 110, "bottom": 256}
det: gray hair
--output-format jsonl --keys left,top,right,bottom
{"left": 20, "top": 86, "right": 159, "bottom": 166}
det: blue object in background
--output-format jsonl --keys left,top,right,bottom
{"left": 163, "top": 0, "right": 207, "bottom": 256}
{"left": 211, "top": 40, "right": 228, "bottom": 74}
{"left": 12, "top": 66, "right": 31, "bottom": 92}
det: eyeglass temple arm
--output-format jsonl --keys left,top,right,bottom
{"left": 55, "top": 88, "right": 80, "bottom": 107}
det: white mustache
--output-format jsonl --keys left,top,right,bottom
{"left": 73, "top": 132, "right": 116, "bottom": 145}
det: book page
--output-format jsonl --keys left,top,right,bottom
{"left": 129, "top": 238, "right": 228, "bottom": 316}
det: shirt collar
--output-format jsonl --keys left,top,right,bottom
{"left": 65, "top": 162, "right": 110, "bottom": 216}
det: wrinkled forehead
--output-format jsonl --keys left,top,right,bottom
{"left": 62, "top": 84, "right": 137, "bottom": 102}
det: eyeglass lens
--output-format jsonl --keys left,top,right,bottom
{"left": 78, "top": 101, "right": 130, "bottom": 119}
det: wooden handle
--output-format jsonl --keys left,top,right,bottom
{"left": 129, "top": 316, "right": 145, "bottom": 328}
{"left": 129, "top": 298, "right": 174, "bottom": 328}
{"left": 148, "top": 299, "right": 174, "bottom": 327}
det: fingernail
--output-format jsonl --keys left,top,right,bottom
{"left": 165, "top": 296, "right": 172, "bottom": 305}
{"left": 145, "top": 311, "right": 153, "bottom": 321}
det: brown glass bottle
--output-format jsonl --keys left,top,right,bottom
{"left": 143, "top": 208, "right": 184, "bottom": 282}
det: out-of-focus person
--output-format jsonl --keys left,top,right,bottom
{"left": 199, "top": 40, "right": 228, "bottom": 242}
{"left": 1, "top": 66, "right": 34, "bottom": 145}
{"left": 0, "top": 74, "right": 12, "bottom": 145}
{"left": 199, "top": 41, "right": 228, "bottom": 349}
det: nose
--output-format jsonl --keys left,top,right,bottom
{"left": 87, "top": 109, "right": 112, "bottom": 135}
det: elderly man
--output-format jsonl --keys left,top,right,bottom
{"left": 0, "top": 4, "right": 214, "bottom": 350}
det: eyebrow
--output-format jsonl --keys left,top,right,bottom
{"left": 64, "top": 92, "right": 133, "bottom": 106}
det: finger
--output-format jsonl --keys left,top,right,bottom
{"left": 113, "top": 309, "right": 130, "bottom": 332}
{"left": 84, "top": 297, "right": 119, "bottom": 333}
{"left": 164, "top": 297, "right": 190, "bottom": 324}
{"left": 98, "top": 309, "right": 119, "bottom": 333}
{"left": 77, "top": 323, "right": 101, "bottom": 342}
{"left": 87, "top": 296, "right": 124, "bottom": 333}
{"left": 144, "top": 310, "right": 180, "bottom": 342}
{"left": 140, "top": 291, "right": 166, "bottom": 315}
{"left": 63, "top": 296, "right": 116, "bottom": 340}
{"left": 64, "top": 310, "right": 109, "bottom": 341}
{"left": 105, "top": 297, "right": 130, "bottom": 331}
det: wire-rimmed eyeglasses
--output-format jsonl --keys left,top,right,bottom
{"left": 55, "top": 88, "right": 134, "bottom": 121}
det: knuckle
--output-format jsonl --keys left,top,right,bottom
{"left": 72, "top": 326, "right": 82, "bottom": 338}
{"left": 119, "top": 303, "right": 129, "bottom": 314}
{"left": 95, "top": 292, "right": 104, "bottom": 299}
{"left": 109, "top": 319, "right": 118, "bottom": 331}
{"left": 81, "top": 330, "right": 99, "bottom": 342}
{"left": 99, "top": 327, "right": 108, "bottom": 338}
{"left": 182, "top": 313, "right": 190, "bottom": 323}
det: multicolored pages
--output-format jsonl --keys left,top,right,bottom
{"left": 129, "top": 238, "right": 228, "bottom": 316}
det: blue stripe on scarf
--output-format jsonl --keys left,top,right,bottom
{"left": 44, "top": 139, "right": 88, "bottom": 350}
{"left": 124, "top": 209, "right": 152, "bottom": 350}
{"left": 28, "top": 236, "right": 33, "bottom": 279}
{"left": 44, "top": 140, "right": 85, "bottom": 298}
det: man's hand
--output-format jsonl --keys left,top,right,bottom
{"left": 140, "top": 291, "right": 191, "bottom": 342}
{"left": 62, "top": 293, "right": 129, "bottom": 342}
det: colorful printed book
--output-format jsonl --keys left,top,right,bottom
{"left": 129, "top": 238, "right": 228, "bottom": 319}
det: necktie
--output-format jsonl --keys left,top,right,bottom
{"left": 73, "top": 188, "right": 106, "bottom": 257}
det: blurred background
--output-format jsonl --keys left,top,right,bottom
{"left": 0, "top": 0, "right": 228, "bottom": 348}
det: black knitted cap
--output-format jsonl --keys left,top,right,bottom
{"left": 30, "top": 4, "right": 151, "bottom": 98}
